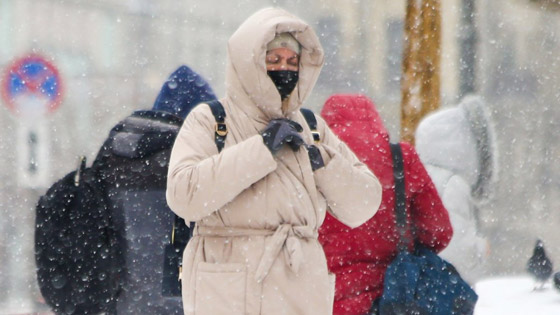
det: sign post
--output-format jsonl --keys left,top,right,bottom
{"left": 1, "top": 54, "right": 63, "bottom": 188}
{"left": 0, "top": 54, "right": 63, "bottom": 312}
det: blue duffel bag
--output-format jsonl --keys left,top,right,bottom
{"left": 378, "top": 144, "right": 478, "bottom": 315}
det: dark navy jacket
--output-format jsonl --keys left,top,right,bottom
{"left": 95, "top": 110, "right": 183, "bottom": 315}
{"left": 94, "top": 65, "right": 216, "bottom": 314}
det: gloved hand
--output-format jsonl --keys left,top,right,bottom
{"left": 261, "top": 119, "right": 304, "bottom": 154}
{"left": 306, "top": 145, "right": 325, "bottom": 171}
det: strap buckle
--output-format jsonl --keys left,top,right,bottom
{"left": 311, "top": 131, "right": 320, "bottom": 143}
{"left": 215, "top": 123, "right": 228, "bottom": 137}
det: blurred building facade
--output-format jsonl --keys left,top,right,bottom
{"left": 0, "top": 0, "right": 559, "bottom": 311}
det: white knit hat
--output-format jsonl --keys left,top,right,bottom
{"left": 266, "top": 33, "right": 301, "bottom": 54}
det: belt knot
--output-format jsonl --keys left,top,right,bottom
{"left": 255, "top": 224, "right": 317, "bottom": 283}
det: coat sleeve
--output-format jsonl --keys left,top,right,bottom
{"left": 166, "top": 105, "right": 277, "bottom": 222}
{"left": 312, "top": 116, "right": 382, "bottom": 228}
{"left": 403, "top": 143, "right": 453, "bottom": 252}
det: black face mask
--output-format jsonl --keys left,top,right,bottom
{"left": 267, "top": 70, "right": 299, "bottom": 100}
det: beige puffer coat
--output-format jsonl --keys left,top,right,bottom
{"left": 166, "top": 8, "right": 382, "bottom": 315}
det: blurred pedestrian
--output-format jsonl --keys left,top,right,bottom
{"left": 318, "top": 94, "right": 453, "bottom": 315}
{"left": 95, "top": 64, "right": 216, "bottom": 314}
{"left": 166, "top": 8, "right": 382, "bottom": 315}
{"left": 415, "top": 95, "right": 496, "bottom": 284}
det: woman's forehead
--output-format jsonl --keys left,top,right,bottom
{"left": 266, "top": 47, "right": 299, "bottom": 57}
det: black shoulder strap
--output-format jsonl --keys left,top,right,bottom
{"left": 300, "top": 108, "right": 320, "bottom": 143}
{"left": 207, "top": 100, "right": 227, "bottom": 152}
{"left": 390, "top": 143, "right": 409, "bottom": 251}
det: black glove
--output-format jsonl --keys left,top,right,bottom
{"left": 307, "top": 145, "right": 325, "bottom": 171}
{"left": 261, "top": 119, "right": 304, "bottom": 154}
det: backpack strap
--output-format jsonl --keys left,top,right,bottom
{"left": 207, "top": 100, "right": 228, "bottom": 152}
{"left": 390, "top": 143, "right": 410, "bottom": 252}
{"left": 300, "top": 108, "right": 320, "bottom": 143}
{"left": 74, "top": 155, "right": 87, "bottom": 187}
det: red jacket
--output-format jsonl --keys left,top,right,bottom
{"left": 318, "top": 94, "right": 453, "bottom": 315}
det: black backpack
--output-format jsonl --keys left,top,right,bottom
{"left": 35, "top": 110, "right": 185, "bottom": 314}
{"left": 35, "top": 156, "right": 121, "bottom": 315}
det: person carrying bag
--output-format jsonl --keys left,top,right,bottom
{"left": 318, "top": 94, "right": 454, "bottom": 315}
{"left": 377, "top": 143, "right": 479, "bottom": 315}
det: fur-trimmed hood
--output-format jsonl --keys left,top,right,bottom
{"left": 415, "top": 95, "right": 498, "bottom": 201}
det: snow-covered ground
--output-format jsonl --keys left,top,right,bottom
{"left": 3, "top": 275, "right": 560, "bottom": 314}
{"left": 474, "top": 276, "right": 560, "bottom": 315}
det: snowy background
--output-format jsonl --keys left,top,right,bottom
{"left": 474, "top": 276, "right": 560, "bottom": 314}
{"left": 0, "top": 0, "right": 559, "bottom": 313}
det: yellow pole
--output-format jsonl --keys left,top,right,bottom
{"left": 401, "top": 0, "right": 441, "bottom": 145}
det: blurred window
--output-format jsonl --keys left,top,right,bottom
{"left": 316, "top": 16, "right": 342, "bottom": 89}
{"left": 386, "top": 19, "right": 404, "bottom": 99}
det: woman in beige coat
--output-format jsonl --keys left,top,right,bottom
{"left": 166, "top": 8, "right": 382, "bottom": 315}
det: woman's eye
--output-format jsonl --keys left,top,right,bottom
{"left": 266, "top": 56, "right": 279, "bottom": 63}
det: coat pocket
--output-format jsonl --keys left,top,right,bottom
{"left": 194, "top": 262, "right": 247, "bottom": 315}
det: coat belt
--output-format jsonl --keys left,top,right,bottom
{"left": 194, "top": 224, "right": 317, "bottom": 283}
